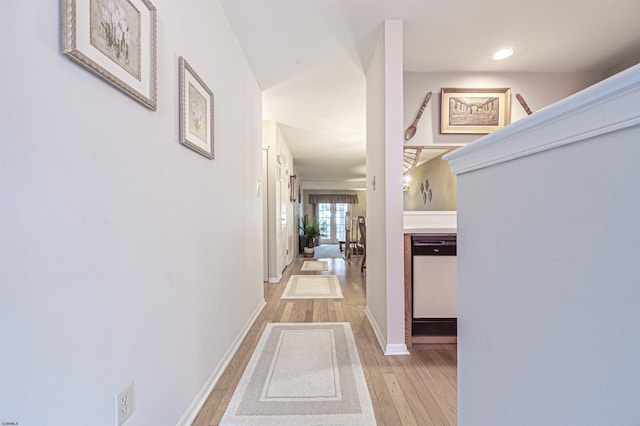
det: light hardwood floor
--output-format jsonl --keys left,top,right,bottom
{"left": 192, "top": 255, "right": 457, "bottom": 425}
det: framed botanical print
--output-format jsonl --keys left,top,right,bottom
{"left": 441, "top": 88, "right": 511, "bottom": 134}
{"left": 179, "top": 57, "right": 214, "bottom": 159}
{"left": 61, "top": 0, "right": 158, "bottom": 110}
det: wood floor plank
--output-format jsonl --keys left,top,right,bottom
{"left": 280, "top": 301, "right": 294, "bottom": 322}
{"left": 415, "top": 345, "right": 457, "bottom": 405}
{"left": 383, "top": 373, "right": 419, "bottom": 426}
{"left": 389, "top": 353, "right": 453, "bottom": 425}
{"left": 312, "top": 298, "right": 329, "bottom": 322}
{"left": 387, "top": 356, "right": 438, "bottom": 425}
{"left": 334, "top": 300, "right": 346, "bottom": 322}
{"left": 191, "top": 254, "right": 457, "bottom": 426}
{"left": 327, "top": 298, "right": 338, "bottom": 322}
{"left": 408, "top": 347, "right": 457, "bottom": 422}
{"left": 358, "top": 341, "right": 402, "bottom": 425}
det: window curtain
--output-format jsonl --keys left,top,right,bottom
{"left": 308, "top": 194, "right": 359, "bottom": 205}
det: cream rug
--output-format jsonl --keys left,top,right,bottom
{"left": 220, "top": 323, "right": 376, "bottom": 425}
{"left": 312, "top": 244, "right": 344, "bottom": 259}
{"left": 301, "top": 260, "right": 329, "bottom": 271}
{"left": 281, "top": 275, "right": 343, "bottom": 300}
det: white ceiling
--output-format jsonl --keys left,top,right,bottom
{"left": 220, "top": 0, "right": 640, "bottom": 182}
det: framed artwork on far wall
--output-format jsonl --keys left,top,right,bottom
{"left": 179, "top": 57, "right": 214, "bottom": 159}
{"left": 440, "top": 88, "right": 511, "bottom": 134}
{"left": 289, "top": 175, "right": 297, "bottom": 202}
{"left": 61, "top": 0, "right": 158, "bottom": 110}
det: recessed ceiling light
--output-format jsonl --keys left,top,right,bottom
{"left": 492, "top": 48, "right": 514, "bottom": 61}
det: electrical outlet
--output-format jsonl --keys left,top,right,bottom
{"left": 115, "top": 381, "right": 135, "bottom": 425}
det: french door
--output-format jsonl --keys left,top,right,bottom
{"left": 317, "top": 203, "right": 349, "bottom": 243}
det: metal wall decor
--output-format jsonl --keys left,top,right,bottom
{"left": 405, "top": 92, "right": 432, "bottom": 141}
{"left": 516, "top": 93, "right": 533, "bottom": 115}
{"left": 420, "top": 178, "right": 432, "bottom": 204}
{"left": 441, "top": 88, "right": 511, "bottom": 134}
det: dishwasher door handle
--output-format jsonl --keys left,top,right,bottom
{"left": 413, "top": 244, "right": 456, "bottom": 256}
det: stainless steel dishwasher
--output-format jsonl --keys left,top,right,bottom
{"left": 412, "top": 234, "right": 457, "bottom": 336}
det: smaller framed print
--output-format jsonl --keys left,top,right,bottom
{"left": 61, "top": 0, "right": 158, "bottom": 110}
{"left": 289, "top": 174, "right": 297, "bottom": 202}
{"left": 179, "top": 57, "right": 214, "bottom": 159}
{"left": 441, "top": 88, "right": 511, "bottom": 134}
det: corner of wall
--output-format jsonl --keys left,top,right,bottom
{"left": 364, "top": 306, "right": 387, "bottom": 352}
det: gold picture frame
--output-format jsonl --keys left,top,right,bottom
{"left": 61, "top": 0, "right": 158, "bottom": 110}
{"left": 179, "top": 57, "right": 214, "bottom": 159}
{"left": 440, "top": 88, "right": 511, "bottom": 134}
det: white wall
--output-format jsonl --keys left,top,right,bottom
{"left": 0, "top": 2, "right": 263, "bottom": 425}
{"left": 365, "top": 20, "right": 408, "bottom": 355}
{"left": 446, "top": 66, "right": 640, "bottom": 425}
{"left": 404, "top": 71, "right": 603, "bottom": 147}
{"left": 365, "top": 26, "right": 388, "bottom": 350}
{"left": 302, "top": 180, "right": 366, "bottom": 191}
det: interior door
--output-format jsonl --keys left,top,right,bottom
{"left": 262, "top": 148, "right": 269, "bottom": 282}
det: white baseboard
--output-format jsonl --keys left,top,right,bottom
{"left": 268, "top": 274, "right": 281, "bottom": 283}
{"left": 176, "top": 299, "right": 266, "bottom": 426}
{"left": 364, "top": 306, "right": 410, "bottom": 356}
{"left": 364, "top": 306, "right": 386, "bottom": 353}
{"left": 385, "top": 344, "right": 410, "bottom": 356}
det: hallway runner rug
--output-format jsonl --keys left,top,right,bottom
{"left": 301, "top": 260, "right": 329, "bottom": 271}
{"left": 219, "top": 322, "right": 376, "bottom": 425}
{"left": 281, "top": 275, "right": 343, "bottom": 300}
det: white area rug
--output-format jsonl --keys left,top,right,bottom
{"left": 220, "top": 323, "right": 376, "bottom": 425}
{"left": 312, "top": 244, "right": 344, "bottom": 259}
{"left": 281, "top": 275, "right": 343, "bottom": 300}
{"left": 301, "top": 260, "right": 329, "bottom": 271}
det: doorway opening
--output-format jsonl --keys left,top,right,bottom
{"left": 317, "top": 202, "right": 350, "bottom": 243}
